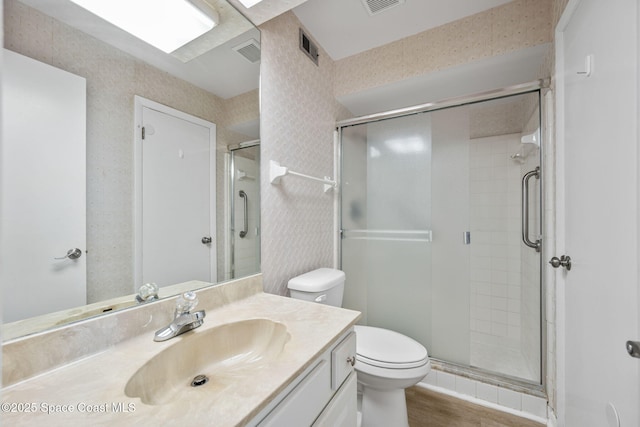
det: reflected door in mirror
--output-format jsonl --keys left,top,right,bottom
{"left": 137, "top": 100, "right": 217, "bottom": 288}
{"left": 1, "top": 50, "right": 87, "bottom": 322}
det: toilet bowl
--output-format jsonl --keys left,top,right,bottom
{"left": 288, "top": 268, "right": 430, "bottom": 427}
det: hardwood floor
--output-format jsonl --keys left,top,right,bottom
{"left": 406, "top": 386, "right": 545, "bottom": 427}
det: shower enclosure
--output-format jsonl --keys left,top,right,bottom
{"left": 224, "top": 141, "right": 260, "bottom": 281}
{"left": 339, "top": 85, "right": 543, "bottom": 389}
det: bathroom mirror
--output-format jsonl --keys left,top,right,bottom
{"left": 1, "top": 0, "right": 261, "bottom": 340}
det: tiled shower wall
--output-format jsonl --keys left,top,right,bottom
{"left": 469, "top": 134, "right": 527, "bottom": 377}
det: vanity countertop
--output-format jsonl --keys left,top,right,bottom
{"left": 1, "top": 290, "right": 360, "bottom": 426}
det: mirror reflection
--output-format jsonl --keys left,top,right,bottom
{"left": 1, "top": 0, "right": 261, "bottom": 339}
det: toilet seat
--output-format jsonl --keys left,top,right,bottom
{"left": 354, "top": 325, "right": 428, "bottom": 369}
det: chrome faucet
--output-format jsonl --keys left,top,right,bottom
{"left": 154, "top": 292, "right": 206, "bottom": 342}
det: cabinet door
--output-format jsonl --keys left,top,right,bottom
{"left": 331, "top": 332, "right": 356, "bottom": 390}
{"left": 313, "top": 372, "right": 357, "bottom": 427}
{"left": 258, "top": 360, "right": 331, "bottom": 427}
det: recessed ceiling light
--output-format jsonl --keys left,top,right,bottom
{"left": 237, "top": 0, "right": 265, "bottom": 8}
{"left": 69, "top": 0, "right": 219, "bottom": 53}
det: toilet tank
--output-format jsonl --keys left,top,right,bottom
{"left": 287, "top": 268, "right": 345, "bottom": 307}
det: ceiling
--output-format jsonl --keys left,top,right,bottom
{"left": 292, "top": 0, "right": 513, "bottom": 60}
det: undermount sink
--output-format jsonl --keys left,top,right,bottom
{"left": 125, "top": 318, "right": 290, "bottom": 405}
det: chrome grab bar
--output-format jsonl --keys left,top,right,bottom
{"left": 239, "top": 190, "right": 248, "bottom": 238}
{"left": 522, "top": 167, "right": 541, "bottom": 252}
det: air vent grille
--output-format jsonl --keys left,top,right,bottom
{"left": 233, "top": 39, "right": 261, "bottom": 63}
{"left": 361, "top": 0, "right": 404, "bottom": 15}
{"left": 299, "top": 29, "right": 319, "bottom": 66}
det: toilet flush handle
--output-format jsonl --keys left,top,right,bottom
{"left": 314, "top": 294, "right": 327, "bottom": 303}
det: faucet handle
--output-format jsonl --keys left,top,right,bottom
{"left": 175, "top": 291, "right": 198, "bottom": 315}
{"left": 137, "top": 282, "right": 159, "bottom": 302}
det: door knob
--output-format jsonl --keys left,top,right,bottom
{"left": 549, "top": 255, "right": 571, "bottom": 271}
{"left": 54, "top": 248, "right": 82, "bottom": 260}
{"left": 201, "top": 236, "right": 212, "bottom": 244}
{"left": 626, "top": 340, "right": 640, "bottom": 358}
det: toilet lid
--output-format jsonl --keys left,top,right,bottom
{"left": 354, "top": 325, "right": 428, "bottom": 369}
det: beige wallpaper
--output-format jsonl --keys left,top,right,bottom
{"left": 335, "top": 0, "right": 553, "bottom": 98}
{"left": 4, "top": 0, "right": 259, "bottom": 303}
{"left": 259, "top": 11, "right": 341, "bottom": 295}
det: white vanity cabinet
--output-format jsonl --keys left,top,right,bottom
{"left": 252, "top": 329, "right": 357, "bottom": 427}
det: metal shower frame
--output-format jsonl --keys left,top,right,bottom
{"left": 335, "top": 79, "right": 550, "bottom": 397}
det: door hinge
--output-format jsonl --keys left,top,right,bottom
{"left": 142, "top": 126, "right": 145, "bottom": 140}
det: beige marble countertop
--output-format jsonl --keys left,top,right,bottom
{"left": 1, "top": 287, "right": 360, "bottom": 426}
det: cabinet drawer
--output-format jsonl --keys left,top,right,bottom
{"left": 331, "top": 331, "right": 356, "bottom": 390}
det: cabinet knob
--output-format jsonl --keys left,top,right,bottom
{"left": 346, "top": 356, "right": 356, "bottom": 367}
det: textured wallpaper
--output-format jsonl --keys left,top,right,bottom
{"left": 4, "top": 0, "right": 259, "bottom": 303}
{"left": 334, "top": 0, "right": 553, "bottom": 98}
{"left": 259, "top": 11, "right": 340, "bottom": 295}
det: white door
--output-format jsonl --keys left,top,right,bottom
{"left": 557, "top": 1, "right": 639, "bottom": 426}
{"left": 134, "top": 97, "right": 216, "bottom": 288}
{"left": 1, "top": 50, "right": 87, "bottom": 322}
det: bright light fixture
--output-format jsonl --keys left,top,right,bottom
{"left": 237, "top": 0, "right": 265, "bottom": 8}
{"left": 70, "top": 0, "right": 218, "bottom": 53}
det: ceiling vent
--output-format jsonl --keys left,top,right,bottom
{"left": 233, "top": 39, "right": 261, "bottom": 63}
{"left": 361, "top": 0, "right": 405, "bottom": 15}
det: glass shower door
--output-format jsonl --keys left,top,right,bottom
{"left": 340, "top": 91, "right": 542, "bottom": 385}
{"left": 341, "top": 113, "right": 441, "bottom": 360}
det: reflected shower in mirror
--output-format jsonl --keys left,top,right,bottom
{"left": 1, "top": 0, "right": 261, "bottom": 340}
{"left": 226, "top": 141, "right": 261, "bottom": 280}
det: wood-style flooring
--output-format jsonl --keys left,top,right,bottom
{"left": 406, "top": 386, "right": 545, "bottom": 427}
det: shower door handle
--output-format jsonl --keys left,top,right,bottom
{"left": 239, "top": 190, "right": 248, "bottom": 238}
{"left": 522, "top": 167, "right": 541, "bottom": 252}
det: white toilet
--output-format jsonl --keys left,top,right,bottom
{"left": 288, "top": 268, "right": 431, "bottom": 427}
